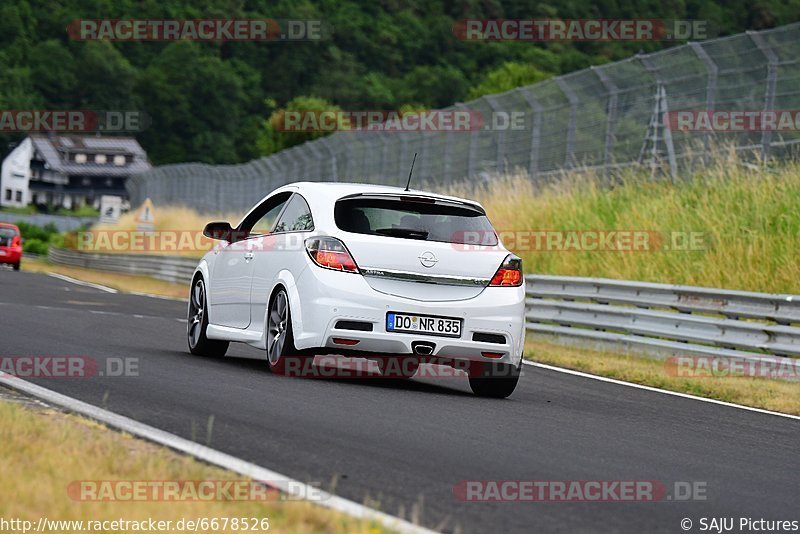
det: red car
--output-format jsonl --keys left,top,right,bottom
{"left": 0, "top": 223, "right": 22, "bottom": 271}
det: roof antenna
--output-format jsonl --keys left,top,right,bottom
{"left": 404, "top": 152, "right": 417, "bottom": 191}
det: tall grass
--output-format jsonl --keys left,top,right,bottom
{"left": 448, "top": 153, "right": 800, "bottom": 293}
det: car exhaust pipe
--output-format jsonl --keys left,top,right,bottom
{"left": 411, "top": 341, "right": 435, "bottom": 356}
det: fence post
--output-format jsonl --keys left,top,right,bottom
{"left": 591, "top": 65, "right": 619, "bottom": 172}
{"left": 466, "top": 103, "right": 478, "bottom": 178}
{"left": 398, "top": 135, "right": 409, "bottom": 179}
{"left": 306, "top": 142, "right": 324, "bottom": 180}
{"left": 555, "top": 77, "right": 578, "bottom": 169}
{"left": 639, "top": 55, "right": 678, "bottom": 181}
{"left": 418, "top": 131, "right": 430, "bottom": 184}
{"left": 379, "top": 131, "right": 391, "bottom": 181}
{"left": 442, "top": 114, "right": 455, "bottom": 184}
{"left": 484, "top": 95, "right": 506, "bottom": 174}
{"left": 748, "top": 30, "right": 779, "bottom": 161}
{"left": 689, "top": 42, "right": 718, "bottom": 165}
{"left": 319, "top": 139, "right": 338, "bottom": 182}
{"left": 516, "top": 87, "right": 542, "bottom": 181}
{"left": 287, "top": 148, "right": 301, "bottom": 180}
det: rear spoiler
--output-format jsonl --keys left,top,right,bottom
{"left": 336, "top": 193, "right": 486, "bottom": 215}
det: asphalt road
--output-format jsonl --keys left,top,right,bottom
{"left": 2, "top": 270, "right": 798, "bottom": 533}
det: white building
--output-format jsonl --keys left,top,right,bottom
{"left": 0, "top": 134, "right": 151, "bottom": 210}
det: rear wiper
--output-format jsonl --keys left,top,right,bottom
{"left": 375, "top": 228, "right": 429, "bottom": 240}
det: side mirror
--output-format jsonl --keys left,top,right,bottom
{"left": 203, "top": 221, "right": 234, "bottom": 241}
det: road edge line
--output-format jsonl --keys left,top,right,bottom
{"left": 46, "top": 272, "right": 118, "bottom": 293}
{"left": 0, "top": 374, "right": 439, "bottom": 534}
{"left": 523, "top": 360, "right": 800, "bottom": 421}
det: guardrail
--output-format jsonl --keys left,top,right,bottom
{"left": 526, "top": 275, "right": 800, "bottom": 376}
{"left": 45, "top": 247, "right": 800, "bottom": 376}
{"left": 48, "top": 246, "right": 197, "bottom": 284}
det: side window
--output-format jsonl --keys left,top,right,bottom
{"left": 240, "top": 192, "right": 292, "bottom": 238}
{"left": 273, "top": 194, "right": 314, "bottom": 233}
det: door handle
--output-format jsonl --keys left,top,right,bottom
{"left": 244, "top": 251, "right": 255, "bottom": 261}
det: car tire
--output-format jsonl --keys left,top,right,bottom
{"left": 266, "top": 288, "right": 311, "bottom": 376}
{"left": 187, "top": 277, "right": 229, "bottom": 357}
{"left": 12, "top": 261, "right": 20, "bottom": 271}
{"left": 468, "top": 360, "right": 521, "bottom": 398}
{"left": 377, "top": 355, "right": 419, "bottom": 379}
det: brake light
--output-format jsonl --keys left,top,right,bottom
{"left": 305, "top": 237, "right": 359, "bottom": 273}
{"left": 489, "top": 255, "right": 523, "bottom": 287}
{"left": 11, "top": 236, "right": 21, "bottom": 248}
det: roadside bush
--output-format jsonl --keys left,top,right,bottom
{"left": 14, "top": 221, "right": 61, "bottom": 255}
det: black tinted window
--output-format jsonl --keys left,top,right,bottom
{"left": 335, "top": 197, "right": 498, "bottom": 245}
{"left": 274, "top": 194, "right": 314, "bottom": 233}
{"left": 241, "top": 192, "right": 292, "bottom": 237}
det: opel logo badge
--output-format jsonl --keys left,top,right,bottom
{"left": 418, "top": 251, "right": 438, "bottom": 268}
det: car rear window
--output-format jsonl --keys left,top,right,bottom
{"left": 0, "top": 227, "right": 17, "bottom": 245}
{"left": 334, "top": 196, "right": 498, "bottom": 245}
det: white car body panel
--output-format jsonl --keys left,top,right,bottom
{"left": 197, "top": 182, "right": 526, "bottom": 367}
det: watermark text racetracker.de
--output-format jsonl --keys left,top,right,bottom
{"left": 0, "top": 356, "right": 138, "bottom": 378}
{"left": 274, "top": 109, "right": 530, "bottom": 132}
{"left": 0, "top": 110, "right": 148, "bottom": 133}
{"left": 453, "top": 480, "right": 708, "bottom": 502}
{"left": 453, "top": 230, "right": 707, "bottom": 252}
{"left": 68, "top": 480, "right": 323, "bottom": 502}
{"left": 665, "top": 110, "right": 800, "bottom": 132}
{"left": 666, "top": 355, "right": 800, "bottom": 381}
{"left": 68, "top": 18, "right": 331, "bottom": 41}
{"left": 453, "top": 19, "right": 716, "bottom": 41}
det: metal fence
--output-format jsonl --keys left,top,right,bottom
{"left": 48, "top": 246, "right": 196, "bottom": 284}
{"left": 128, "top": 24, "right": 800, "bottom": 213}
{"left": 526, "top": 274, "right": 800, "bottom": 380}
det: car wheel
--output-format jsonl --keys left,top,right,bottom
{"left": 13, "top": 261, "right": 20, "bottom": 271}
{"left": 377, "top": 356, "right": 419, "bottom": 379}
{"left": 188, "top": 277, "right": 229, "bottom": 357}
{"left": 468, "top": 360, "right": 521, "bottom": 398}
{"left": 266, "top": 288, "right": 310, "bottom": 375}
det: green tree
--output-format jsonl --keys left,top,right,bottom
{"left": 467, "top": 61, "right": 554, "bottom": 100}
{"left": 256, "top": 96, "right": 341, "bottom": 156}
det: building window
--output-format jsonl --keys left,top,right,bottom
{"left": 95, "top": 154, "right": 107, "bottom": 164}
{"left": 82, "top": 177, "right": 91, "bottom": 186}
{"left": 4, "top": 189, "right": 11, "bottom": 201}
{"left": 74, "top": 153, "right": 87, "bottom": 164}
{"left": 15, "top": 191, "right": 22, "bottom": 202}
{"left": 113, "top": 154, "right": 126, "bottom": 166}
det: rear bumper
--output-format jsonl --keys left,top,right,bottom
{"left": 291, "top": 266, "right": 525, "bottom": 366}
{"left": 0, "top": 248, "right": 21, "bottom": 264}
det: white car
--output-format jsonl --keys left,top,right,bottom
{"left": 188, "top": 182, "right": 525, "bottom": 398}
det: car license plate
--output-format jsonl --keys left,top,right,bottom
{"left": 386, "top": 312, "right": 462, "bottom": 338}
{"left": 0, "top": 250, "right": 6, "bottom": 256}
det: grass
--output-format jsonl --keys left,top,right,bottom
{"left": 0, "top": 399, "right": 390, "bottom": 533}
{"left": 86, "top": 205, "right": 242, "bottom": 257}
{"left": 54, "top": 205, "right": 100, "bottom": 217}
{"left": 0, "top": 205, "right": 38, "bottom": 215}
{"left": 526, "top": 337, "right": 800, "bottom": 415}
{"left": 447, "top": 152, "right": 800, "bottom": 294}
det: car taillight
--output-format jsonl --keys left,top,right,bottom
{"left": 489, "top": 255, "right": 523, "bottom": 287}
{"left": 305, "top": 237, "right": 359, "bottom": 273}
{"left": 12, "top": 236, "right": 21, "bottom": 247}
